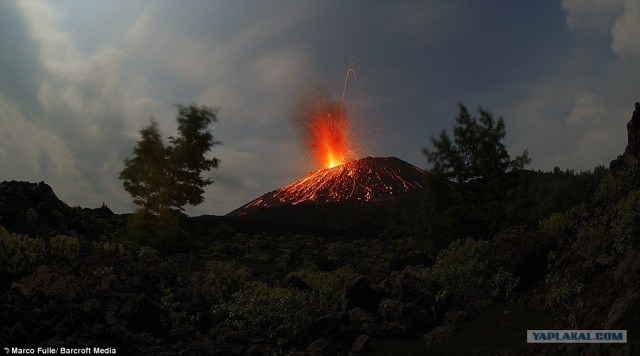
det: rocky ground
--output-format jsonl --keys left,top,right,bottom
{"left": 1, "top": 171, "right": 639, "bottom": 354}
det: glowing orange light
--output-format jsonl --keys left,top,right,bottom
{"left": 294, "top": 63, "right": 361, "bottom": 170}
{"left": 308, "top": 110, "right": 354, "bottom": 169}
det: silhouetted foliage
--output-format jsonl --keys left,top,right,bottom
{"left": 120, "top": 104, "right": 220, "bottom": 217}
{"left": 119, "top": 105, "right": 219, "bottom": 248}
{"left": 424, "top": 103, "right": 530, "bottom": 183}
{"left": 409, "top": 105, "right": 607, "bottom": 245}
{"left": 419, "top": 104, "right": 529, "bottom": 243}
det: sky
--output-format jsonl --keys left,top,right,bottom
{"left": 1, "top": 0, "right": 639, "bottom": 216}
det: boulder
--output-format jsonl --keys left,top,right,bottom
{"left": 282, "top": 274, "right": 312, "bottom": 291}
{"left": 305, "top": 338, "right": 331, "bottom": 355}
{"left": 595, "top": 254, "right": 615, "bottom": 268}
{"left": 340, "top": 276, "right": 380, "bottom": 312}
{"left": 613, "top": 247, "right": 640, "bottom": 284}
{"left": 350, "top": 334, "right": 371, "bottom": 354}
{"left": 605, "top": 288, "right": 640, "bottom": 329}
{"left": 423, "top": 324, "right": 458, "bottom": 345}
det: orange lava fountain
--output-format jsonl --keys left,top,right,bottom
{"left": 294, "top": 68, "right": 359, "bottom": 170}
{"left": 307, "top": 104, "right": 354, "bottom": 169}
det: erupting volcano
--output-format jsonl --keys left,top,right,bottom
{"left": 228, "top": 156, "right": 427, "bottom": 216}
{"left": 228, "top": 69, "right": 427, "bottom": 224}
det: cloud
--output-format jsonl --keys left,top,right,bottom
{"left": 119, "top": 2, "right": 319, "bottom": 214}
{"left": 0, "top": 92, "right": 89, "bottom": 203}
{"left": 1, "top": 0, "right": 318, "bottom": 215}
{"left": 2, "top": 0, "right": 637, "bottom": 216}
{"left": 0, "top": 0, "right": 134, "bottom": 210}
{"left": 561, "top": 0, "right": 624, "bottom": 33}
{"left": 611, "top": 0, "right": 640, "bottom": 59}
{"left": 566, "top": 92, "right": 607, "bottom": 126}
{"left": 562, "top": 0, "right": 640, "bottom": 60}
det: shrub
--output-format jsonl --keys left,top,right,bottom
{"left": 50, "top": 235, "right": 80, "bottom": 262}
{"left": 221, "top": 281, "right": 318, "bottom": 345}
{"left": 611, "top": 189, "right": 640, "bottom": 254}
{"left": 161, "top": 287, "right": 201, "bottom": 338}
{"left": 92, "top": 266, "right": 117, "bottom": 293}
{"left": 385, "top": 265, "right": 433, "bottom": 303}
{"left": 99, "top": 241, "right": 127, "bottom": 257}
{"left": 545, "top": 270, "right": 585, "bottom": 327}
{"left": 594, "top": 166, "right": 640, "bottom": 204}
{"left": 0, "top": 227, "right": 46, "bottom": 276}
{"left": 574, "top": 224, "right": 608, "bottom": 260}
{"left": 539, "top": 212, "right": 572, "bottom": 238}
{"left": 289, "top": 265, "right": 356, "bottom": 300}
{"left": 538, "top": 204, "right": 586, "bottom": 240}
{"left": 137, "top": 246, "right": 159, "bottom": 261}
{"left": 431, "top": 238, "right": 489, "bottom": 305}
{"left": 378, "top": 298, "right": 404, "bottom": 322}
{"left": 431, "top": 238, "right": 519, "bottom": 307}
{"left": 202, "top": 261, "right": 251, "bottom": 303}
{"left": 491, "top": 267, "right": 520, "bottom": 301}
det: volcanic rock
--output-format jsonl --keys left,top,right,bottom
{"left": 610, "top": 102, "right": 640, "bottom": 171}
{"left": 228, "top": 156, "right": 426, "bottom": 216}
{"left": 0, "top": 180, "right": 123, "bottom": 238}
{"left": 389, "top": 251, "right": 433, "bottom": 271}
{"left": 423, "top": 324, "right": 458, "bottom": 346}
{"left": 350, "top": 334, "right": 372, "bottom": 354}
{"left": 341, "top": 275, "right": 381, "bottom": 312}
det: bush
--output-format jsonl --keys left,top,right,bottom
{"left": 202, "top": 261, "right": 251, "bottom": 303}
{"left": 594, "top": 166, "right": 640, "bottom": 204}
{"left": 491, "top": 267, "right": 520, "bottom": 301}
{"left": 289, "top": 265, "right": 355, "bottom": 300}
{"left": 612, "top": 189, "right": 640, "bottom": 254}
{"left": 97, "top": 241, "right": 127, "bottom": 257}
{"left": 538, "top": 204, "right": 586, "bottom": 240}
{"left": 221, "top": 281, "right": 318, "bottom": 346}
{"left": 539, "top": 212, "right": 572, "bottom": 238}
{"left": 0, "top": 227, "right": 46, "bottom": 277}
{"left": 545, "top": 270, "right": 585, "bottom": 327}
{"left": 137, "top": 246, "right": 159, "bottom": 261}
{"left": 385, "top": 265, "right": 433, "bottom": 303}
{"left": 161, "top": 287, "right": 201, "bottom": 338}
{"left": 49, "top": 235, "right": 80, "bottom": 262}
{"left": 431, "top": 238, "right": 519, "bottom": 307}
{"left": 92, "top": 266, "right": 117, "bottom": 293}
{"left": 378, "top": 298, "right": 404, "bottom": 322}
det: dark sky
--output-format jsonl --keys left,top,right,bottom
{"left": 1, "top": 0, "right": 639, "bottom": 215}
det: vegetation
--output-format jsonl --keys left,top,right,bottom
{"left": 1, "top": 102, "right": 638, "bottom": 354}
{"left": 424, "top": 103, "right": 530, "bottom": 183}
{"left": 0, "top": 227, "right": 46, "bottom": 277}
{"left": 416, "top": 104, "right": 606, "bottom": 245}
{"left": 119, "top": 104, "right": 220, "bottom": 249}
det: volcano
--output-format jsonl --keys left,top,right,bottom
{"left": 228, "top": 156, "right": 427, "bottom": 217}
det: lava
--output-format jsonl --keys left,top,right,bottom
{"left": 306, "top": 103, "right": 355, "bottom": 169}
{"left": 228, "top": 156, "right": 427, "bottom": 216}
{"left": 293, "top": 67, "right": 360, "bottom": 169}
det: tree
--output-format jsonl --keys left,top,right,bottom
{"left": 423, "top": 103, "right": 530, "bottom": 183}
{"left": 120, "top": 104, "right": 220, "bottom": 218}
{"left": 420, "top": 104, "right": 531, "bottom": 242}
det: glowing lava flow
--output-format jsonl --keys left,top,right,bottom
{"left": 228, "top": 156, "right": 428, "bottom": 216}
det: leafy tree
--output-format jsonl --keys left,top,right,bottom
{"left": 420, "top": 104, "right": 530, "bottom": 243}
{"left": 423, "top": 103, "right": 530, "bottom": 183}
{"left": 120, "top": 104, "right": 220, "bottom": 218}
